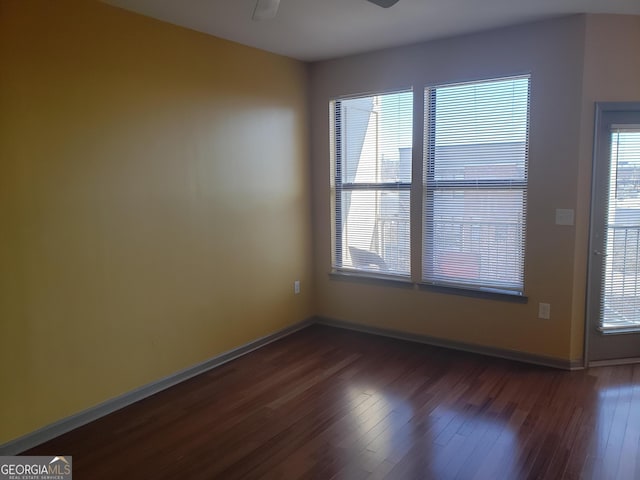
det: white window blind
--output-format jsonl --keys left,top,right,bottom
{"left": 601, "top": 127, "right": 640, "bottom": 331}
{"left": 331, "top": 90, "right": 413, "bottom": 277}
{"left": 423, "top": 76, "right": 530, "bottom": 294}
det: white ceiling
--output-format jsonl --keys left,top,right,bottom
{"left": 102, "top": 0, "right": 640, "bottom": 61}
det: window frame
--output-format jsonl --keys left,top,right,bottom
{"left": 330, "top": 90, "right": 413, "bottom": 279}
{"left": 421, "top": 75, "right": 530, "bottom": 296}
{"left": 328, "top": 75, "right": 531, "bottom": 300}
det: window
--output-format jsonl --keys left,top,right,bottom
{"left": 601, "top": 127, "right": 640, "bottom": 331}
{"left": 331, "top": 90, "right": 413, "bottom": 277}
{"left": 423, "top": 76, "right": 530, "bottom": 294}
{"left": 329, "top": 76, "right": 530, "bottom": 296}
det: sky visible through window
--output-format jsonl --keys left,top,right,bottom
{"left": 373, "top": 77, "right": 529, "bottom": 153}
{"left": 335, "top": 77, "right": 530, "bottom": 288}
{"left": 377, "top": 91, "right": 413, "bottom": 173}
{"left": 434, "top": 78, "right": 529, "bottom": 146}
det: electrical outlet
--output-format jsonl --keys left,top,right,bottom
{"left": 294, "top": 280, "right": 300, "bottom": 295}
{"left": 538, "top": 302, "right": 551, "bottom": 319}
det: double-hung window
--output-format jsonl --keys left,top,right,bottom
{"left": 423, "top": 76, "right": 530, "bottom": 294}
{"left": 330, "top": 76, "right": 530, "bottom": 296}
{"left": 331, "top": 90, "right": 413, "bottom": 277}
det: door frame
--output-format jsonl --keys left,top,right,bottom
{"left": 585, "top": 101, "right": 640, "bottom": 367}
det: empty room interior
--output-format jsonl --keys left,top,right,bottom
{"left": 1, "top": 0, "right": 640, "bottom": 478}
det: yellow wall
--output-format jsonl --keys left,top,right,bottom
{"left": 0, "top": 0, "right": 312, "bottom": 444}
{"left": 572, "top": 14, "right": 640, "bottom": 360}
{"left": 310, "top": 16, "right": 589, "bottom": 362}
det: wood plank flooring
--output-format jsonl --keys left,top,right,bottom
{"left": 25, "top": 325, "right": 640, "bottom": 479}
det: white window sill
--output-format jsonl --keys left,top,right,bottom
{"left": 329, "top": 271, "right": 528, "bottom": 303}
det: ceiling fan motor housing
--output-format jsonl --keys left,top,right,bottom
{"left": 367, "top": 0, "right": 400, "bottom": 7}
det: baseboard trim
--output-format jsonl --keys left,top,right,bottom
{"left": 0, "top": 317, "right": 314, "bottom": 455}
{"left": 588, "top": 357, "right": 640, "bottom": 367}
{"left": 1, "top": 314, "right": 585, "bottom": 454}
{"left": 315, "top": 316, "right": 583, "bottom": 371}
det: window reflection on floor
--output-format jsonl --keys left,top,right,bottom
{"left": 340, "top": 385, "right": 518, "bottom": 478}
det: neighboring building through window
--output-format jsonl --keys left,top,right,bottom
{"left": 423, "top": 76, "right": 530, "bottom": 294}
{"left": 329, "top": 76, "right": 530, "bottom": 296}
{"left": 331, "top": 91, "right": 413, "bottom": 277}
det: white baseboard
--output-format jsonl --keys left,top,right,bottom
{"left": 315, "top": 316, "right": 583, "bottom": 371}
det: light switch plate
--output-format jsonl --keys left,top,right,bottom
{"left": 555, "top": 208, "right": 575, "bottom": 226}
{"left": 538, "top": 303, "right": 551, "bottom": 319}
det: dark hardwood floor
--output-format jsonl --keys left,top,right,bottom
{"left": 25, "top": 325, "right": 640, "bottom": 479}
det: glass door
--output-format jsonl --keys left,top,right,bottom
{"left": 587, "top": 104, "right": 640, "bottom": 363}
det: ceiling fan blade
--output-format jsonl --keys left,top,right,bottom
{"left": 252, "top": 0, "right": 281, "bottom": 21}
{"left": 367, "top": 0, "right": 399, "bottom": 7}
